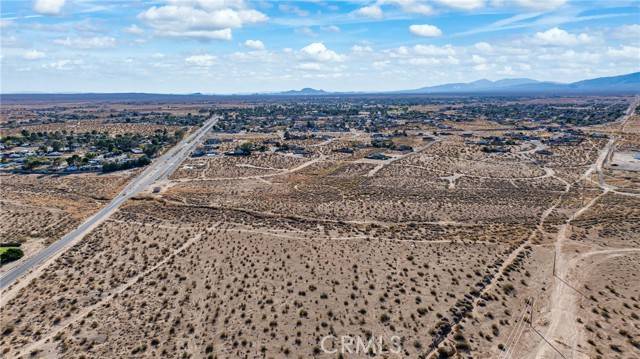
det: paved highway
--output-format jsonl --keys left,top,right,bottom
{"left": 0, "top": 115, "right": 219, "bottom": 290}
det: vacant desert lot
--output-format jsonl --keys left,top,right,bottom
{"left": 1, "top": 199, "right": 519, "bottom": 358}
{"left": 2, "top": 110, "right": 639, "bottom": 359}
{"left": 0, "top": 171, "right": 137, "bottom": 273}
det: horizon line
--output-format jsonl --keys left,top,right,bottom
{"left": 1, "top": 71, "right": 637, "bottom": 96}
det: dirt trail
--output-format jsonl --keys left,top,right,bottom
{"left": 441, "top": 173, "right": 463, "bottom": 189}
{"left": 399, "top": 163, "right": 553, "bottom": 181}
{"left": 537, "top": 245, "right": 640, "bottom": 359}
{"left": 532, "top": 133, "right": 626, "bottom": 359}
{"left": 619, "top": 96, "right": 639, "bottom": 133}
{"left": 172, "top": 155, "right": 323, "bottom": 183}
{"left": 426, "top": 169, "right": 569, "bottom": 358}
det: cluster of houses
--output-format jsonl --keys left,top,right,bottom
{"left": 543, "top": 130, "right": 584, "bottom": 146}
{"left": 0, "top": 142, "right": 151, "bottom": 173}
{"left": 213, "top": 105, "right": 420, "bottom": 136}
{"left": 194, "top": 127, "right": 423, "bottom": 161}
{"left": 194, "top": 127, "right": 338, "bottom": 159}
{"left": 370, "top": 133, "right": 414, "bottom": 153}
{"left": 191, "top": 137, "right": 232, "bottom": 157}
{"left": 454, "top": 126, "right": 594, "bottom": 154}
{"left": 451, "top": 102, "right": 628, "bottom": 126}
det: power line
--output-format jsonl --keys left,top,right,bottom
{"left": 498, "top": 297, "right": 531, "bottom": 359}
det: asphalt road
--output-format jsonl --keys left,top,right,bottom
{"left": 0, "top": 115, "right": 219, "bottom": 290}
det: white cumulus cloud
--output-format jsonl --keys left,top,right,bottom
{"left": 299, "top": 43, "right": 344, "bottom": 62}
{"left": 355, "top": 5, "right": 383, "bottom": 19}
{"left": 409, "top": 24, "right": 442, "bottom": 37}
{"left": 372, "top": 60, "right": 389, "bottom": 69}
{"left": 474, "top": 42, "right": 493, "bottom": 53}
{"left": 138, "top": 0, "right": 267, "bottom": 41}
{"left": 612, "top": 24, "right": 640, "bottom": 40}
{"left": 185, "top": 54, "right": 217, "bottom": 67}
{"left": 606, "top": 46, "right": 640, "bottom": 61}
{"left": 471, "top": 54, "right": 487, "bottom": 64}
{"left": 244, "top": 39, "right": 265, "bottom": 50}
{"left": 34, "top": 0, "right": 65, "bottom": 15}
{"left": 473, "top": 63, "right": 490, "bottom": 71}
{"left": 356, "top": 0, "right": 433, "bottom": 18}
{"left": 433, "top": 0, "right": 485, "bottom": 10}
{"left": 533, "top": 27, "right": 592, "bottom": 46}
{"left": 351, "top": 45, "right": 373, "bottom": 53}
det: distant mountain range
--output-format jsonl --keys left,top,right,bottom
{"left": 271, "top": 72, "right": 640, "bottom": 95}
{"left": 2, "top": 73, "right": 638, "bottom": 103}
{"left": 399, "top": 78, "right": 540, "bottom": 93}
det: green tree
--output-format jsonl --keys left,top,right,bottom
{"left": 239, "top": 142, "right": 254, "bottom": 154}
{"left": 51, "top": 140, "right": 62, "bottom": 152}
{"left": 143, "top": 144, "right": 161, "bottom": 157}
{"left": 23, "top": 157, "right": 47, "bottom": 170}
{"left": 66, "top": 154, "right": 81, "bottom": 166}
{"left": 1, "top": 248, "right": 24, "bottom": 265}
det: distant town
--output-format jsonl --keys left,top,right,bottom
{"left": 1, "top": 96, "right": 629, "bottom": 174}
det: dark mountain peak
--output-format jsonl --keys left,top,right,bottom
{"left": 277, "top": 88, "right": 328, "bottom": 95}
{"left": 301, "top": 87, "right": 323, "bottom": 92}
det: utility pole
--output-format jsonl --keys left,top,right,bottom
{"left": 530, "top": 298, "right": 534, "bottom": 326}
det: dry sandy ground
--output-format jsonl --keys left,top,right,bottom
{"left": 0, "top": 171, "right": 137, "bottom": 274}
{"left": 1, "top": 129, "right": 638, "bottom": 359}
{"left": 1, "top": 200, "right": 520, "bottom": 358}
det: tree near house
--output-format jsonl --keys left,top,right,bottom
{"left": 66, "top": 154, "right": 82, "bottom": 167}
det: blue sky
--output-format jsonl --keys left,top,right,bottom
{"left": 1, "top": 0, "right": 639, "bottom": 93}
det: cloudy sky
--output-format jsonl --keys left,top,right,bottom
{"left": 1, "top": 0, "right": 639, "bottom": 93}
